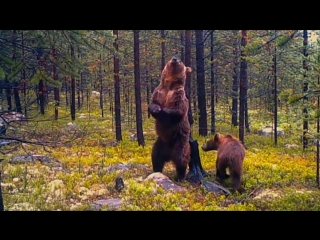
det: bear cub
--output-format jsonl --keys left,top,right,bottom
{"left": 201, "top": 133, "right": 245, "bottom": 193}
{"left": 148, "top": 56, "right": 191, "bottom": 182}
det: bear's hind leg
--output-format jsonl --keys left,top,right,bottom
{"left": 172, "top": 141, "right": 190, "bottom": 182}
{"left": 152, "top": 137, "right": 170, "bottom": 173}
{"left": 215, "top": 158, "right": 229, "bottom": 183}
{"left": 175, "top": 164, "right": 188, "bottom": 182}
{"left": 230, "top": 168, "right": 244, "bottom": 194}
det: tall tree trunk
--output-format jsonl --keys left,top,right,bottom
{"left": 191, "top": 32, "right": 197, "bottom": 114}
{"left": 70, "top": 45, "right": 76, "bottom": 121}
{"left": 99, "top": 53, "right": 104, "bottom": 118}
{"left": 109, "top": 88, "right": 114, "bottom": 129}
{"left": 122, "top": 72, "right": 127, "bottom": 122}
{"left": 146, "top": 67, "right": 150, "bottom": 119}
{"left": 215, "top": 75, "right": 219, "bottom": 104}
{"left": 195, "top": 30, "right": 207, "bottom": 136}
{"left": 113, "top": 30, "right": 122, "bottom": 141}
{"left": 185, "top": 30, "right": 193, "bottom": 131}
{"left": 65, "top": 76, "right": 69, "bottom": 107}
{"left": 239, "top": 30, "right": 248, "bottom": 144}
{"left": 245, "top": 101, "right": 250, "bottom": 133}
{"left": 133, "top": 30, "right": 145, "bottom": 147}
{"left": 210, "top": 30, "right": 216, "bottom": 134}
{"left": 11, "top": 30, "right": 22, "bottom": 114}
{"left": 80, "top": 71, "right": 84, "bottom": 107}
{"left": 38, "top": 52, "right": 45, "bottom": 115}
{"left": 13, "top": 86, "right": 21, "bottom": 113}
{"left": 180, "top": 31, "right": 185, "bottom": 62}
{"left": 52, "top": 48, "right": 59, "bottom": 120}
{"left": 232, "top": 31, "right": 239, "bottom": 127}
{"left": 77, "top": 77, "right": 81, "bottom": 110}
{"left": 184, "top": 31, "right": 192, "bottom": 99}
{"left": 22, "top": 31, "right": 27, "bottom": 116}
{"left": 302, "top": 30, "right": 309, "bottom": 150}
{"left": 77, "top": 55, "right": 81, "bottom": 110}
{"left": 6, "top": 87, "right": 12, "bottom": 111}
{"left": 161, "top": 30, "right": 166, "bottom": 71}
{"left": 86, "top": 88, "right": 89, "bottom": 112}
{"left": 273, "top": 30, "right": 278, "bottom": 145}
{"left": 38, "top": 79, "right": 45, "bottom": 115}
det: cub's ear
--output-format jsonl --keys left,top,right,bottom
{"left": 214, "top": 133, "right": 220, "bottom": 141}
{"left": 186, "top": 67, "right": 192, "bottom": 73}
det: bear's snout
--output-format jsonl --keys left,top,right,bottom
{"left": 171, "top": 56, "right": 178, "bottom": 62}
{"left": 201, "top": 144, "right": 207, "bottom": 151}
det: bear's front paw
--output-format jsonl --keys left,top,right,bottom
{"left": 148, "top": 103, "right": 161, "bottom": 114}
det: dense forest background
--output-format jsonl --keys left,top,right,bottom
{"left": 1, "top": 30, "right": 319, "bottom": 147}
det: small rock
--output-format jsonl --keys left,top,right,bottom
{"left": 107, "top": 163, "right": 148, "bottom": 173}
{"left": 90, "top": 198, "right": 122, "bottom": 211}
{"left": 107, "top": 163, "right": 130, "bottom": 172}
{"left": 91, "top": 91, "right": 100, "bottom": 97}
{"left": 284, "top": 143, "right": 299, "bottom": 149}
{"left": 66, "top": 122, "right": 77, "bottom": 130}
{"left": 130, "top": 134, "right": 137, "bottom": 141}
{"left": 9, "top": 155, "right": 62, "bottom": 168}
{"left": 52, "top": 167, "right": 66, "bottom": 172}
{"left": 1, "top": 182, "right": 15, "bottom": 191}
{"left": 13, "top": 178, "right": 20, "bottom": 183}
{"left": 258, "top": 126, "right": 284, "bottom": 136}
{"left": 145, "top": 172, "right": 187, "bottom": 192}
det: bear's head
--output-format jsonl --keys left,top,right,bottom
{"left": 202, "top": 133, "right": 238, "bottom": 151}
{"left": 161, "top": 56, "right": 192, "bottom": 87}
{"left": 201, "top": 133, "right": 223, "bottom": 151}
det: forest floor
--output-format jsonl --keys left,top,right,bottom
{"left": 1, "top": 106, "right": 320, "bottom": 211}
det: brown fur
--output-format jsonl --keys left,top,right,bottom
{"left": 202, "top": 133, "right": 245, "bottom": 193}
{"left": 148, "top": 57, "right": 192, "bottom": 181}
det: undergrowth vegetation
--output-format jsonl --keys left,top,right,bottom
{"left": 1, "top": 104, "right": 320, "bottom": 211}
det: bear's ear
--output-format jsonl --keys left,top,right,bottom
{"left": 214, "top": 133, "right": 220, "bottom": 141}
{"left": 186, "top": 67, "right": 192, "bottom": 73}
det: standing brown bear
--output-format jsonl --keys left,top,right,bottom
{"left": 201, "top": 133, "right": 245, "bottom": 193}
{"left": 148, "top": 56, "right": 191, "bottom": 182}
